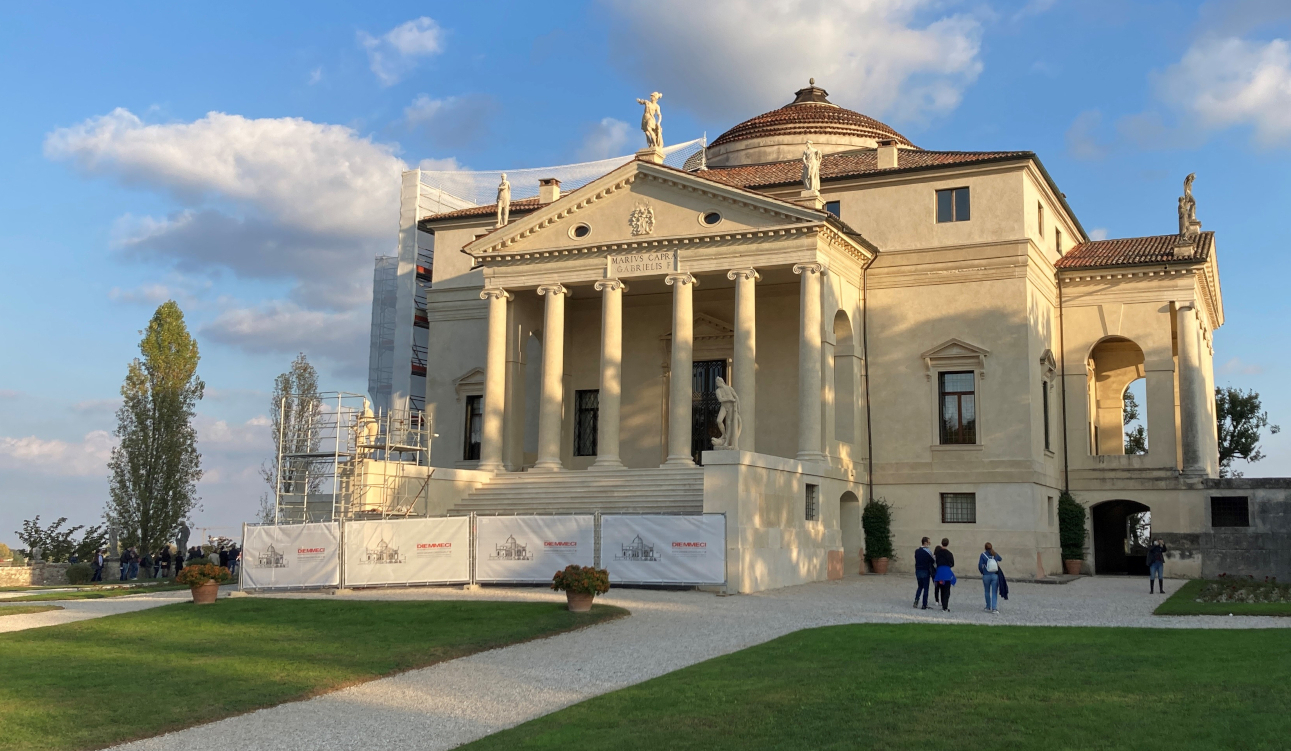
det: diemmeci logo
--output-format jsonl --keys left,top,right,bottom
{"left": 544, "top": 541, "right": 577, "bottom": 547}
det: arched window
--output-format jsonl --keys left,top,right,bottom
{"left": 833, "top": 311, "right": 857, "bottom": 444}
{"left": 1086, "top": 337, "right": 1147, "bottom": 456}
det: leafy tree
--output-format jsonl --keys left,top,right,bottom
{"left": 861, "top": 497, "right": 894, "bottom": 561}
{"left": 1216, "top": 387, "right": 1281, "bottom": 477}
{"left": 259, "top": 353, "right": 321, "bottom": 522}
{"left": 1123, "top": 387, "right": 1147, "bottom": 455}
{"left": 1057, "top": 492, "right": 1087, "bottom": 561}
{"left": 106, "top": 301, "right": 204, "bottom": 554}
{"left": 13, "top": 516, "right": 105, "bottom": 562}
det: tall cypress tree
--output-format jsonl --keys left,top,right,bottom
{"left": 106, "top": 301, "right": 204, "bottom": 552}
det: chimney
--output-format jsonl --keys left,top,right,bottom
{"left": 877, "top": 139, "right": 899, "bottom": 169}
{"left": 538, "top": 178, "right": 561, "bottom": 204}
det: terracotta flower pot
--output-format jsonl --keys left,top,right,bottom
{"left": 191, "top": 581, "right": 220, "bottom": 605}
{"left": 870, "top": 557, "right": 890, "bottom": 575}
{"left": 1063, "top": 559, "right": 1083, "bottom": 576}
{"left": 565, "top": 591, "right": 593, "bottom": 612}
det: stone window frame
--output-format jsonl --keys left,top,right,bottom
{"left": 805, "top": 483, "right": 820, "bottom": 523}
{"left": 935, "top": 186, "right": 971, "bottom": 223}
{"left": 1040, "top": 349, "right": 1058, "bottom": 455}
{"left": 941, "top": 492, "right": 977, "bottom": 524}
{"left": 922, "top": 339, "right": 989, "bottom": 450}
{"left": 452, "top": 368, "right": 486, "bottom": 468}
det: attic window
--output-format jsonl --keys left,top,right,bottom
{"left": 701, "top": 211, "right": 722, "bottom": 226}
{"left": 570, "top": 223, "right": 591, "bottom": 239}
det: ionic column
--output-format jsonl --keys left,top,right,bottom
{"left": 664, "top": 272, "right": 698, "bottom": 466}
{"left": 727, "top": 268, "right": 760, "bottom": 453}
{"left": 794, "top": 262, "right": 827, "bottom": 463}
{"left": 592, "top": 278, "right": 627, "bottom": 469}
{"left": 1177, "top": 302, "right": 1206, "bottom": 475}
{"left": 477, "top": 286, "right": 512, "bottom": 472}
{"left": 533, "top": 283, "right": 570, "bottom": 471}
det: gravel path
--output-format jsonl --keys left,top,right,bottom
{"left": 0, "top": 588, "right": 210, "bottom": 633}
{"left": 109, "top": 575, "right": 1289, "bottom": 751}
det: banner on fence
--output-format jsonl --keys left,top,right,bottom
{"left": 474, "top": 515, "right": 594, "bottom": 583}
{"left": 601, "top": 514, "right": 726, "bottom": 585}
{"left": 241, "top": 522, "right": 340, "bottom": 589}
{"left": 342, "top": 517, "right": 470, "bottom": 586}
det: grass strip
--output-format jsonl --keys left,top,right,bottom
{"left": 463, "top": 623, "right": 1291, "bottom": 751}
{"left": 0, "top": 605, "right": 64, "bottom": 617}
{"left": 0, "top": 598, "right": 624, "bottom": 751}
{"left": 1154, "top": 578, "right": 1291, "bottom": 616}
{"left": 1, "top": 583, "right": 189, "bottom": 602}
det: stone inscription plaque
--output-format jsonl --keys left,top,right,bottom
{"left": 610, "top": 250, "right": 675, "bottom": 278}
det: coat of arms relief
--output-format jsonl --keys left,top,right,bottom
{"left": 628, "top": 202, "right": 655, "bottom": 236}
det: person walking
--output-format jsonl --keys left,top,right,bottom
{"left": 979, "top": 542, "right": 1003, "bottom": 614}
{"left": 127, "top": 547, "right": 140, "bottom": 580}
{"left": 1147, "top": 539, "right": 1168, "bottom": 593}
{"left": 118, "top": 548, "right": 128, "bottom": 581}
{"left": 92, "top": 549, "right": 105, "bottom": 582}
{"left": 914, "top": 537, "right": 935, "bottom": 609}
{"left": 933, "top": 538, "right": 956, "bottom": 611}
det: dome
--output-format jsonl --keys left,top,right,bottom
{"left": 706, "top": 81, "right": 917, "bottom": 168}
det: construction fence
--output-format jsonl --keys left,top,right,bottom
{"left": 240, "top": 513, "right": 726, "bottom": 591}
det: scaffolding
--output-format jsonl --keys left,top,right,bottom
{"left": 273, "top": 391, "right": 433, "bottom": 524}
{"left": 367, "top": 257, "right": 399, "bottom": 415}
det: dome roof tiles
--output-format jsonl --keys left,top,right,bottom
{"left": 710, "top": 83, "right": 916, "bottom": 149}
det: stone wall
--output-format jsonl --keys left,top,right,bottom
{"left": 1197, "top": 478, "right": 1291, "bottom": 579}
{"left": 0, "top": 563, "right": 72, "bottom": 587}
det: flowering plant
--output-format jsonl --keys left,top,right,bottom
{"left": 176, "top": 563, "right": 232, "bottom": 587}
{"left": 550, "top": 565, "right": 610, "bottom": 596}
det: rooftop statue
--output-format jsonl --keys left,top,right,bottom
{"left": 1178, "top": 172, "right": 1200, "bottom": 238}
{"left": 801, "top": 140, "right": 822, "bottom": 193}
{"left": 637, "top": 92, "right": 664, "bottom": 150}
{"left": 496, "top": 173, "right": 511, "bottom": 228}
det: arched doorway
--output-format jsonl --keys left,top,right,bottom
{"left": 1092, "top": 499, "right": 1151, "bottom": 575}
{"left": 840, "top": 491, "right": 862, "bottom": 576}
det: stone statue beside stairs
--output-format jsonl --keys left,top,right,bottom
{"left": 712, "top": 377, "right": 742, "bottom": 450}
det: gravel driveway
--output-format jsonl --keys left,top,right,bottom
{"left": 107, "top": 574, "right": 1289, "bottom": 751}
{"left": 0, "top": 588, "right": 195, "bottom": 633}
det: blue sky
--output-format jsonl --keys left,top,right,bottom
{"left": 2, "top": 0, "right": 1289, "bottom": 545}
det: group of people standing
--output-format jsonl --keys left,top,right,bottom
{"left": 913, "top": 537, "right": 1008, "bottom": 614}
{"left": 85, "top": 542, "right": 241, "bottom": 582}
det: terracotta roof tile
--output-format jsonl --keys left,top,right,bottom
{"left": 711, "top": 101, "right": 916, "bottom": 149}
{"left": 700, "top": 149, "right": 1034, "bottom": 190}
{"left": 1056, "top": 232, "right": 1214, "bottom": 270}
{"left": 423, "top": 196, "right": 546, "bottom": 222}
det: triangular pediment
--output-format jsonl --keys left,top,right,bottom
{"left": 453, "top": 367, "right": 486, "bottom": 401}
{"left": 661, "top": 313, "right": 734, "bottom": 342}
{"left": 920, "top": 338, "right": 990, "bottom": 379}
{"left": 920, "top": 338, "right": 990, "bottom": 360}
{"left": 465, "top": 159, "right": 827, "bottom": 259}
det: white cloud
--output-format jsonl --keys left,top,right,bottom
{"left": 0, "top": 431, "right": 115, "bottom": 477}
{"left": 1066, "top": 110, "right": 1110, "bottom": 160}
{"left": 1154, "top": 36, "right": 1291, "bottom": 146}
{"left": 1219, "top": 356, "right": 1265, "bottom": 376}
{"left": 1088, "top": 228, "right": 1109, "bottom": 241}
{"left": 308, "top": 66, "right": 323, "bottom": 85}
{"left": 0, "top": 390, "right": 23, "bottom": 400}
{"left": 71, "top": 399, "right": 121, "bottom": 415}
{"left": 1011, "top": 0, "right": 1057, "bottom": 23}
{"left": 359, "top": 17, "right": 444, "bottom": 86}
{"left": 200, "top": 301, "right": 369, "bottom": 367}
{"left": 579, "top": 118, "right": 631, "bottom": 160}
{"left": 602, "top": 0, "right": 982, "bottom": 125}
{"left": 404, "top": 93, "right": 499, "bottom": 148}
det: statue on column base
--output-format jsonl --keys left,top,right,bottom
{"left": 712, "top": 377, "right": 742, "bottom": 451}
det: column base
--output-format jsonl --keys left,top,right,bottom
{"left": 529, "top": 460, "right": 564, "bottom": 472}
{"left": 589, "top": 458, "right": 626, "bottom": 471}
{"left": 796, "top": 451, "right": 828, "bottom": 464}
{"left": 663, "top": 455, "right": 696, "bottom": 467}
{"left": 475, "top": 462, "right": 505, "bottom": 474}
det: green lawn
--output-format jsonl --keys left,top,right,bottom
{"left": 463, "top": 624, "right": 1291, "bottom": 751}
{"left": 0, "top": 605, "right": 63, "bottom": 617}
{"left": 1, "top": 583, "right": 189, "bottom": 602}
{"left": 0, "top": 598, "right": 625, "bottom": 751}
{"left": 1155, "top": 578, "right": 1291, "bottom": 616}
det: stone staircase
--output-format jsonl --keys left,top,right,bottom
{"left": 450, "top": 466, "right": 705, "bottom": 515}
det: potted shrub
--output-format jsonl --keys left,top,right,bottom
{"left": 176, "top": 563, "right": 232, "bottom": 604}
{"left": 1058, "top": 492, "right": 1087, "bottom": 575}
{"left": 550, "top": 564, "right": 610, "bottom": 612}
{"left": 862, "top": 497, "right": 895, "bottom": 574}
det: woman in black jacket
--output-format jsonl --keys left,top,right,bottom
{"left": 933, "top": 538, "right": 956, "bottom": 612}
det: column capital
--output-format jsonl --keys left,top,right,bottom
{"left": 537, "top": 283, "right": 571, "bottom": 297}
{"left": 594, "top": 278, "right": 628, "bottom": 292}
{"left": 727, "top": 268, "right": 761, "bottom": 282}
{"left": 480, "top": 286, "right": 512, "bottom": 301}
{"left": 665, "top": 273, "right": 697, "bottom": 287}
{"left": 793, "top": 262, "right": 827, "bottom": 276}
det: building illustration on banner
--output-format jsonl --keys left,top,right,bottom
{"left": 361, "top": 538, "right": 405, "bottom": 564}
{"left": 490, "top": 535, "right": 532, "bottom": 561}
{"left": 255, "top": 545, "right": 287, "bottom": 568}
{"left": 615, "top": 534, "right": 659, "bottom": 562}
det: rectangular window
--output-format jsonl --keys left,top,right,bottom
{"left": 573, "top": 389, "right": 599, "bottom": 457}
{"left": 1211, "top": 497, "right": 1250, "bottom": 528}
{"left": 1043, "top": 381, "right": 1051, "bottom": 451}
{"left": 1048, "top": 496, "right": 1056, "bottom": 527}
{"left": 936, "top": 187, "right": 970, "bottom": 223}
{"left": 806, "top": 484, "right": 820, "bottom": 522}
{"left": 463, "top": 395, "right": 483, "bottom": 461}
{"left": 1038, "top": 202, "right": 1045, "bottom": 237}
{"left": 941, "top": 493, "right": 977, "bottom": 524}
{"left": 824, "top": 200, "right": 840, "bottom": 218}
{"left": 1055, "top": 228, "right": 1063, "bottom": 255}
{"left": 938, "top": 371, "right": 977, "bottom": 444}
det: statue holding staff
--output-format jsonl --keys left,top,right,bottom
{"left": 637, "top": 92, "right": 664, "bottom": 150}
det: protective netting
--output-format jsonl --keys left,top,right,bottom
{"left": 418, "top": 137, "right": 706, "bottom": 215}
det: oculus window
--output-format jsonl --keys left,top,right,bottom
{"left": 573, "top": 389, "right": 599, "bottom": 457}
{"left": 939, "top": 371, "right": 977, "bottom": 444}
{"left": 941, "top": 493, "right": 977, "bottom": 523}
{"left": 936, "top": 187, "right": 970, "bottom": 223}
{"left": 1211, "top": 497, "right": 1250, "bottom": 528}
{"left": 570, "top": 223, "right": 591, "bottom": 239}
{"left": 463, "top": 395, "right": 483, "bottom": 461}
{"left": 701, "top": 211, "right": 722, "bottom": 226}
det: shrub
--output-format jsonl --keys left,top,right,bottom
{"left": 550, "top": 565, "right": 610, "bottom": 596}
{"left": 1058, "top": 492, "right": 1087, "bottom": 561}
{"left": 175, "top": 564, "right": 232, "bottom": 587}
{"left": 184, "top": 556, "right": 214, "bottom": 567}
{"left": 65, "top": 563, "right": 93, "bottom": 584}
{"left": 862, "top": 497, "right": 894, "bottom": 561}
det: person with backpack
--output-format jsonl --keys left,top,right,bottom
{"left": 913, "top": 537, "right": 935, "bottom": 610}
{"left": 1146, "top": 539, "right": 1168, "bottom": 593}
{"left": 979, "top": 542, "right": 1003, "bottom": 614}
{"left": 933, "top": 538, "right": 956, "bottom": 612}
